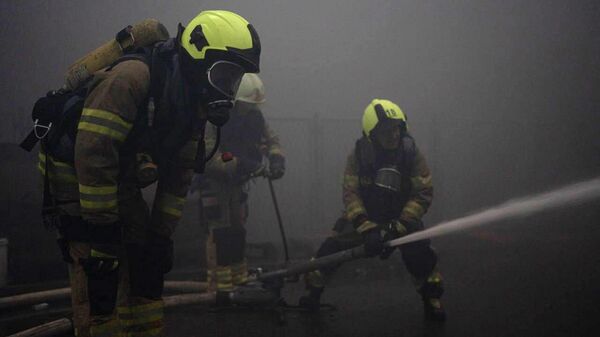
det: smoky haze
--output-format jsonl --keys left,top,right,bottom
{"left": 0, "top": 1, "right": 598, "bottom": 281}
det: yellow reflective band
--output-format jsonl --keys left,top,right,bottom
{"left": 356, "top": 220, "right": 377, "bottom": 234}
{"left": 78, "top": 109, "right": 132, "bottom": 142}
{"left": 89, "top": 319, "right": 120, "bottom": 337}
{"left": 412, "top": 174, "right": 432, "bottom": 190}
{"left": 117, "top": 301, "right": 164, "bottom": 315}
{"left": 78, "top": 121, "right": 127, "bottom": 142}
{"left": 402, "top": 201, "right": 425, "bottom": 220}
{"left": 122, "top": 327, "right": 164, "bottom": 337}
{"left": 90, "top": 249, "right": 117, "bottom": 259}
{"left": 81, "top": 108, "right": 133, "bottom": 129}
{"left": 344, "top": 174, "right": 359, "bottom": 185}
{"left": 120, "top": 313, "right": 163, "bottom": 326}
{"left": 217, "top": 283, "right": 234, "bottom": 291}
{"left": 79, "top": 185, "right": 118, "bottom": 211}
{"left": 427, "top": 272, "right": 443, "bottom": 284}
{"left": 160, "top": 207, "right": 182, "bottom": 218}
{"left": 306, "top": 270, "right": 325, "bottom": 288}
{"left": 79, "top": 184, "right": 117, "bottom": 195}
{"left": 346, "top": 201, "right": 366, "bottom": 220}
{"left": 269, "top": 148, "right": 283, "bottom": 156}
{"left": 157, "top": 193, "right": 186, "bottom": 218}
{"left": 80, "top": 199, "right": 118, "bottom": 210}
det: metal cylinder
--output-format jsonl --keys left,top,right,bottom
{"left": 64, "top": 18, "right": 170, "bottom": 90}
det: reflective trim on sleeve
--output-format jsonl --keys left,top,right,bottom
{"left": 411, "top": 174, "right": 432, "bottom": 190}
{"left": 346, "top": 200, "right": 366, "bottom": 220}
{"left": 79, "top": 184, "right": 118, "bottom": 210}
{"left": 343, "top": 174, "right": 360, "bottom": 187}
{"left": 401, "top": 200, "right": 426, "bottom": 220}
{"left": 156, "top": 193, "right": 186, "bottom": 218}
{"left": 268, "top": 148, "right": 283, "bottom": 156}
{"left": 38, "top": 153, "right": 78, "bottom": 183}
{"left": 78, "top": 108, "right": 133, "bottom": 142}
{"left": 356, "top": 220, "right": 378, "bottom": 234}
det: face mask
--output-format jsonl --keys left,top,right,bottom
{"left": 204, "top": 61, "right": 247, "bottom": 126}
{"left": 206, "top": 99, "right": 233, "bottom": 126}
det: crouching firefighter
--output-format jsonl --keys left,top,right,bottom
{"left": 22, "top": 10, "right": 261, "bottom": 337}
{"left": 299, "top": 99, "right": 446, "bottom": 321}
{"left": 190, "top": 73, "right": 285, "bottom": 303}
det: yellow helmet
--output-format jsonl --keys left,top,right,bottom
{"left": 236, "top": 73, "right": 266, "bottom": 103}
{"left": 362, "top": 99, "right": 407, "bottom": 137}
{"left": 178, "top": 10, "right": 261, "bottom": 98}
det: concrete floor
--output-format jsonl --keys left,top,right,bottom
{"left": 164, "top": 207, "right": 600, "bottom": 337}
{"left": 2, "top": 205, "right": 599, "bottom": 337}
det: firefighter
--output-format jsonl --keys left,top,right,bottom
{"left": 298, "top": 99, "right": 446, "bottom": 321}
{"left": 40, "top": 10, "right": 261, "bottom": 336}
{"left": 192, "top": 73, "right": 285, "bottom": 303}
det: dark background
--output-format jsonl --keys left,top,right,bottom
{"left": 0, "top": 1, "right": 599, "bottom": 335}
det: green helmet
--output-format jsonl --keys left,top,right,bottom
{"left": 178, "top": 10, "right": 261, "bottom": 98}
{"left": 236, "top": 73, "right": 266, "bottom": 103}
{"left": 362, "top": 99, "right": 407, "bottom": 138}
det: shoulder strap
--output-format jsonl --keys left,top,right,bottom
{"left": 399, "top": 134, "right": 416, "bottom": 176}
{"left": 355, "top": 136, "right": 375, "bottom": 176}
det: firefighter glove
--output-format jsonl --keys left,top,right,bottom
{"left": 362, "top": 228, "right": 383, "bottom": 257}
{"left": 236, "top": 157, "right": 266, "bottom": 181}
{"left": 268, "top": 154, "right": 285, "bottom": 180}
{"left": 380, "top": 220, "right": 409, "bottom": 260}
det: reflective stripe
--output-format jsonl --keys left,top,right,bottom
{"left": 89, "top": 318, "right": 120, "bottom": 337}
{"left": 216, "top": 266, "right": 233, "bottom": 291}
{"left": 232, "top": 260, "right": 248, "bottom": 285}
{"left": 117, "top": 301, "right": 164, "bottom": 315}
{"left": 79, "top": 184, "right": 118, "bottom": 210}
{"left": 427, "top": 271, "right": 443, "bottom": 284}
{"left": 344, "top": 174, "right": 359, "bottom": 187}
{"left": 401, "top": 200, "right": 425, "bottom": 220}
{"left": 269, "top": 148, "right": 283, "bottom": 156}
{"left": 411, "top": 174, "right": 432, "bottom": 190}
{"left": 122, "top": 327, "right": 163, "bottom": 337}
{"left": 118, "top": 301, "right": 164, "bottom": 337}
{"left": 306, "top": 266, "right": 325, "bottom": 288}
{"left": 38, "top": 152, "right": 78, "bottom": 183}
{"left": 356, "top": 220, "right": 377, "bottom": 234}
{"left": 346, "top": 200, "right": 366, "bottom": 220}
{"left": 119, "top": 312, "right": 163, "bottom": 326}
{"left": 157, "top": 193, "right": 186, "bottom": 218}
{"left": 78, "top": 108, "right": 132, "bottom": 142}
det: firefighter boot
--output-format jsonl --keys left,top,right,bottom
{"left": 419, "top": 272, "right": 446, "bottom": 322}
{"left": 298, "top": 286, "right": 323, "bottom": 312}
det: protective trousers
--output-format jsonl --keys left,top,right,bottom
{"left": 305, "top": 228, "right": 443, "bottom": 299}
{"left": 62, "top": 188, "right": 171, "bottom": 337}
{"left": 201, "top": 180, "right": 249, "bottom": 292}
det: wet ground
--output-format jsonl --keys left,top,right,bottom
{"left": 3, "top": 206, "right": 599, "bottom": 336}
{"left": 164, "top": 208, "right": 600, "bottom": 337}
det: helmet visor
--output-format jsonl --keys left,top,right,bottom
{"left": 207, "top": 61, "right": 246, "bottom": 99}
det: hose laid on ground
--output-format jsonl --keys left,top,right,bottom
{"left": 7, "top": 292, "right": 217, "bottom": 337}
{"left": 0, "top": 281, "right": 207, "bottom": 310}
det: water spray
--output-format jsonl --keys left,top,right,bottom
{"left": 259, "top": 177, "right": 600, "bottom": 281}
{"left": 386, "top": 177, "right": 600, "bottom": 248}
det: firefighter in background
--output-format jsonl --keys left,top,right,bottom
{"left": 193, "top": 73, "right": 285, "bottom": 301}
{"left": 40, "top": 11, "right": 261, "bottom": 336}
{"left": 299, "top": 99, "right": 446, "bottom": 321}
